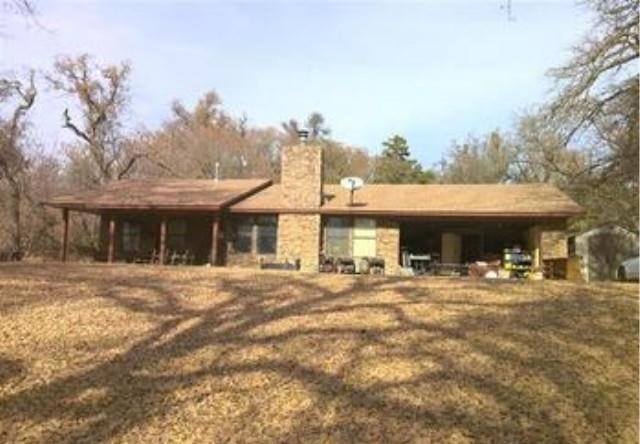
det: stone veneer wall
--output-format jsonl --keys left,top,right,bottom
{"left": 281, "top": 143, "right": 323, "bottom": 209}
{"left": 277, "top": 213, "right": 321, "bottom": 272}
{"left": 526, "top": 219, "right": 569, "bottom": 273}
{"left": 277, "top": 142, "right": 323, "bottom": 272}
{"left": 541, "top": 230, "right": 569, "bottom": 259}
{"left": 375, "top": 218, "right": 400, "bottom": 275}
{"left": 539, "top": 219, "right": 568, "bottom": 260}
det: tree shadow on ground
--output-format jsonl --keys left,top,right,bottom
{"left": 0, "top": 356, "right": 25, "bottom": 386}
{"left": 0, "top": 264, "right": 637, "bottom": 443}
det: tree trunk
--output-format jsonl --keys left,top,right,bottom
{"left": 8, "top": 179, "right": 22, "bottom": 255}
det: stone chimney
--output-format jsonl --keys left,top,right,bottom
{"left": 280, "top": 141, "right": 323, "bottom": 209}
{"left": 276, "top": 139, "right": 323, "bottom": 272}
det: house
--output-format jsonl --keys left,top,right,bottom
{"left": 568, "top": 224, "right": 639, "bottom": 282}
{"left": 46, "top": 142, "right": 583, "bottom": 274}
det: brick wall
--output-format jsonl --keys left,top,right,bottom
{"left": 281, "top": 143, "right": 323, "bottom": 209}
{"left": 277, "top": 213, "right": 321, "bottom": 272}
{"left": 376, "top": 218, "right": 400, "bottom": 275}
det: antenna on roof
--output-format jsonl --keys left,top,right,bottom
{"left": 340, "top": 176, "right": 364, "bottom": 206}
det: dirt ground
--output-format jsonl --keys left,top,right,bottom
{"left": 0, "top": 263, "right": 637, "bottom": 443}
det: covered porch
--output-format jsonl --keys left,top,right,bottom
{"left": 46, "top": 178, "right": 272, "bottom": 266}
{"left": 398, "top": 218, "right": 546, "bottom": 274}
{"left": 319, "top": 215, "right": 561, "bottom": 276}
{"left": 58, "top": 209, "right": 223, "bottom": 265}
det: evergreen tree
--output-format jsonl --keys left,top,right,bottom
{"left": 373, "top": 135, "right": 434, "bottom": 184}
{"left": 381, "top": 134, "right": 410, "bottom": 161}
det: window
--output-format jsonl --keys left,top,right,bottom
{"left": 353, "top": 218, "right": 376, "bottom": 257}
{"left": 256, "top": 216, "right": 277, "bottom": 254}
{"left": 168, "top": 219, "right": 188, "bottom": 251}
{"left": 122, "top": 221, "right": 141, "bottom": 253}
{"left": 325, "top": 217, "right": 350, "bottom": 257}
{"left": 233, "top": 216, "right": 278, "bottom": 254}
{"left": 235, "top": 220, "right": 253, "bottom": 253}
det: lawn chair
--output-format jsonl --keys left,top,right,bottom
{"left": 149, "top": 249, "right": 161, "bottom": 264}
{"left": 133, "top": 249, "right": 152, "bottom": 264}
{"left": 319, "top": 254, "right": 335, "bottom": 273}
{"left": 335, "top": 257, "right": 356, "bottom": 274}
{"left": 175, "top": 250, "right": 194, "bottom": 265}
{"left": 184, "top": 250, "right": 195, "bottom": 265}
{"left": 169, "top": 250, "right": 181, "bottom": 265}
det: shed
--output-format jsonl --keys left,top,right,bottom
{"left": 569, "top": 224, "right": 639, "bottom": 281}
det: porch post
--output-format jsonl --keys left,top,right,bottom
{"left": 534, "top": 228, "right": 542, "bottom": 269}
{"left": 61, "top": 208, "right": 69, "bottom": 262}
{"left": 210, "top": 213, "right": 219, "bottom": 266}
{"left": 107, "top": 217, "right": 116, "bottom": 263}
{"left": 159, "top": 217, "right": 167, "bottom": 265}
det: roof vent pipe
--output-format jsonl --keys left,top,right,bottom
{"left": 214, "top": 162, "right": 220, "bottom": 183}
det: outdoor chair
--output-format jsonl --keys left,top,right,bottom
{"left": 133, "top": 250, "right": 154, "bottom": 264}
{"left": 259, "top": 258, "right": 300, "bottom": 270}
{"left": 149, "top": 249, "right": 161, "bottom": 264}
{"left": 319, "top": 255, "right": 335, "bottom": 273}
{"left": 335, "top": 257, "right": 356, "bottom": 274}
{"left": 169, "top": 250, "right": 181, "bottom": 265}
{"left": 0, "top": 251, "right": 23, "bottom": 262}
{"left": 177, "top": 250, "right": 194, "bottom": 265}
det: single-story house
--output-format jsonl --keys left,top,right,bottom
{"left": 46, "top": 142, "right": 583, "bottom": 274}
{"left": 568, "top": 224, "right": 639, "bottom": 281}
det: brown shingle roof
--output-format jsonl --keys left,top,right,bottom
{"left": 230, "top": 183, "right": 583, "bottom": 217}
{"left": 46, "top": 179, "right": 272, "bottom": 211}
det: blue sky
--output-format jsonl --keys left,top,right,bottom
{"left": 2, "top": 0, "right": 592, "bottom": 166}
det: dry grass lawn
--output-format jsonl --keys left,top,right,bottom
{"left": 0, "top": 263, "right": 637, "bottom": 443}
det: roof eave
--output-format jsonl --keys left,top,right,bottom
{"left": 43, "top": 179, "right": 273, "bottom": 213}
{"left": 43, "top": 202, "right": 224, "bottom": 212}
{"left": 229, "top": 207, "right": 584, "bottom": 218}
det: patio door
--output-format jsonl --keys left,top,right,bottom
{"left": 352, "top": 218, "right": 376, "bottom": 257}
{"left": 441, "top": 233, "right": 462, "bottom": 264}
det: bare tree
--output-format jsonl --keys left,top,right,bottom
{"left": 47, "top": 54, "right": 144, "bottom": 186}
{"left": 548, "top": 0, "right": 638, "bottom": 153}
{"left": 140, "top": 91, "right": 280, "bottom": 180}
{"left": 549, "top": 0, "right": 638, "bottom": 120}
{"left": 1, "top": 0, "right": 37, "bottom": 33}
{"left": 281, "top": 118, "right": 301, "bottom": 143}
{"left": 439, "top": 131, "right": 513, "bottom": 184}
{"left": 306, "top": 112, "right": 330, "bottom": 140}
{"left": 281, "top": 112, "right": 331, "bottom": 143}
{"left": 322, "top": 140, "right": 373, "bottom": 183}
{"left": 546, "top": 0, "right": 639, "bottom": 231}
{"left": 0, "top": 70, "right": 36, "bottom": 254}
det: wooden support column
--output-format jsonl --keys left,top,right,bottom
{"left": 210, "top": 213, "right": 219, "bottom": 266}
{"left": 107, "top": 217, "right": 116, "bottom": 263}
{"left": 535, "top": 228, "right": 542, "bottom": 269}
{"left": 61, "top": 208, "right": 69, "bottom": 262}
{"left": 159, "top": 217, "right": 167, "bottom": 265}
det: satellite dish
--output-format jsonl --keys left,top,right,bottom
{"left": 340, "top": 177, "right": 364, "bottom": 206}
{"left": 340, "top": 177, "right": 364, "bottom": 191}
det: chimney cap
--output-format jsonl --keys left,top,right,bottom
{"left": 297, "top": 128, "right": 310, "bottom": 142}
